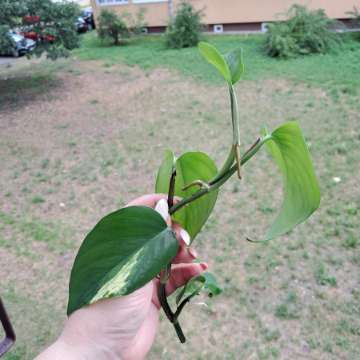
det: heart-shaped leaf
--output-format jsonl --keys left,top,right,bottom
{"left": 155, "top": 151, "right": 218, "bottom": 241}
{"left": 176, "top": 272, "right": 222, "bottom": 305}
{"left": 67, "top": 206, "right": 178, "bottom": 315}
{"left": 260, "top": 121, "right": 321, "bottom": 241}
{"left": 199, "top": 42, "right": 244, "bottom": 85}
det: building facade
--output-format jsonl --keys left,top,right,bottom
{"left": 90, "top": 0, "right": 359, "bottom": 33}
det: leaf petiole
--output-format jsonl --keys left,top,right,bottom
{"left": 170, "top": 135, "right": 272, "bottom": 216}
{"left": 229, "top": 85, "right": 242, "bottom": 179}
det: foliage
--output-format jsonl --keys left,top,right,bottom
{"left": 265, "top": 4, "right": 341, "bottom": 58}
{"left": 68, "top": 42, "right": 320, "bottom": 342}
{"left": 347, "top": 6, "right": 360, "bottom": 40}
{"left": 165, "top": 1, "right": 203, "bottom": 49}
{"left": 0, "top": 25, "right": 14, "bottom": 55}
{"left": 0, "top": 0, "right": 81, "bottom": 59}
{"left": 97, "top": 9, "right": 146, "bottom": 46}
{"left": 75, "top": 32, "right": 360, "bottom": 93}
{"left": 68, "top": 206, "right": 178, "bottom": 314}
{"left": 97, "top": 9, "right": 129, "bottom": 46}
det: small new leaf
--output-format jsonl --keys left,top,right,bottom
{"left": 176, "top": 272, "right": 222, "bottom": 305}
{"left": 198, "top": 42, "right": 244, "bottom": 85}
{"left": 198, "top": 42, "right": 231, "bottom": 83}
{"left": 67, "top": 206, "right": 179, "bottom": 315}
{"left": 225, "top": 48, "right": 245, "bottom": 84}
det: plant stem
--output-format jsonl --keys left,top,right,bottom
{"left": 173, "top": 321, "right": 186, "bottom": 343}
{"left": 169, "top": 135, "right": 272, "bottom": 216}
{"left": 158, "top": 171, "right": 188, "bottom": 344}
{"left": 167, "top": 170, "right": 176, "bottom": 208}
{"left": 210, "top": 146, "right": 235, "bottom": 184}
{"left": 229, "top": 85, "right": 242, "bottom": 178}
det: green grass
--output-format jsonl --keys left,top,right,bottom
{"left": 74, "top": 32, "right": 360, "bottom": 93}
{"left": 0, "top": 211, "right": 74, "bottom": 255}
{"left": 1, "top": 32, "right": 360, "bottom": 359}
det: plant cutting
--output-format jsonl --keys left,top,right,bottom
{"left": 67, "top": 42, "right": 321, "bottom": 344}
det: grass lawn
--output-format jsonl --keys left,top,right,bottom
{"left": 75, "top": 32, "right": 360, "bottom": 95}
{"left": 1, "top": 32, "right": 360, "bottom": 359}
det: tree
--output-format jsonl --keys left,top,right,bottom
{"left": 165, "top": 1, "right": 203, "bottom": 49}
{"left": 97, "top": 10, "right": 130, "bottom": 46}
{"left": 0, "top": 0, "right": 80, "bottom": 59}
{"left": 97, "top": 9, "right": 146, "bottom": 46}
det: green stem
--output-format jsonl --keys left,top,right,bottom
{"left": 210, "top": 85, "right": 242, "bottom": 185}
{"left": 210, "top": 145, "right": 235, "bottom": 184}
{"left": 229, "top": 85, "right": 240, "bottom": 147}
{"left": 169, "top": 135, "right": 272, "bottom": 216}
{"left": 230, "top": 85, "right": 242, "bottom": 178}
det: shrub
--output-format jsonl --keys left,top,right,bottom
{"left": 0, "top": 0, "right": 80, "bottom": 59}
{"left": 97, "top": 9, "right": 146, "bottom": 45}
{"left": 347, "top": 7, "right": 360, "bottom": 40}
{"left": 97, "top": 10, "right": 130, "bottom": 45}
{"left": 166, "top": 1, "right": 203, "bottom": 49}
{"left": 265, "top": 5, "right": 341, "bottom": 58}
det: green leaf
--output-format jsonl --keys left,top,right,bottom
{"left": 198, "top": 42, "right": 231, "bottom": 83}
{"left": 155, "top": 150, "right": 176, "bottom": 194}
{"left": 261, "top": 121, "right": 320, "bottom": 241}
{"left": 156, "top": 151, "right": 218, "bottom": 241}
{"left": 198, "top": 42, "right": 244, "bottom": 84}
{"left": 176, "top": 272, "right": 222, "bottom": 305}
{"left": 224, "top": 48, "right": 245, "bottom": 84}
{"left": 67, "top": 206, "right": 178, "bottom": 315}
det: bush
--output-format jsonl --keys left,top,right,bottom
{"left": 166, "top": 1, "right": 203, "bottom": 49}
{"left": 265, "top": 5, "right": 341, "bottom": 58}
{"left": 0, "top": 0, "right": 80, "bottom": 59}
{"left": 347, "top": 7, "right": 360, "bottom": 40}
{"left": 97, "top": 10, "right": 130, "bottom": 45}
{"left": 97, "top": 9, "right": 146, "bottom": 45}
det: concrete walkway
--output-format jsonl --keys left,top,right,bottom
{"left": 0, "top": 57, "right": 16, "bottom": 67}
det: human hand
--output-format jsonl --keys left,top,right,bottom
{"left": 37, "top": 194, "right": 208, "bottom": 360}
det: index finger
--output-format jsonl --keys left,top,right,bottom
{"left": 125, "top": 194, "right": 168, "bottom": 209}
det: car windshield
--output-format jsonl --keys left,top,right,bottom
{"left": 10, "top": 33, "right": 23, "bottom": 42}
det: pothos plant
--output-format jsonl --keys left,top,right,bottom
{"left": 67, "top": 42, "right": 321, "bottom": 344}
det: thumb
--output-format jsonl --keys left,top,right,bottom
{"left": 154, "top": 198, "right": 171, "bottom": 226}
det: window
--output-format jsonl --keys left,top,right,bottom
{"left": 96, "top": 0, "right": 129, "bottom": 6}
{"left": 132, "top": 0, "right": 167, "bottom": 3}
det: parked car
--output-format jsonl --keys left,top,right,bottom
{"left": 0, "top": 32, "right": 36, "bottom": 57}
{"left": 75, "top": 17, "right": 88, "bottom": 33}
{"left": 21, "top": 27, "right": 56, "bottom": 43}
{"left": 82, "top": 7, "right": 95, "bottom": 30}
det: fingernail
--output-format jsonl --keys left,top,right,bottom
{"left": 179, "top": 228, "right": 191, "bottom": 246}
{"left": 188, "top": 247, "right": 198, "bottom": 259}
{"left": 200, "top": 262, "right": 208, "bottom": 271}
{"left": 154, "top": 199, "right": 169, "bottom": 222}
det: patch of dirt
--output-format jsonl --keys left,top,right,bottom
{"left": 0, "top": 58, "right": 359, "bottom": 360}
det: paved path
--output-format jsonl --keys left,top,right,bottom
{"left": 0, "top": 57, "right": 16, "bottom": 67}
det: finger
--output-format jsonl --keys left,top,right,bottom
{"left": 172, "top": 223, "right": 191, "bottom": 246}
{"left": 154, "top": 198, "right": 170, "bottom": 226}
{"left": 166, "top": 263, "right": 208, "bottom": 296}
{"left": 152, "top": 263, "right": 208, "bottom": 309}
{"left": 126, "top": 194, "right": 182, "bottom": 209}
{"left": 125, "top": 194, "right": 168, "bottom": 209}
{"left": 170, "top": 223, "right": 195, "bottom": 263}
